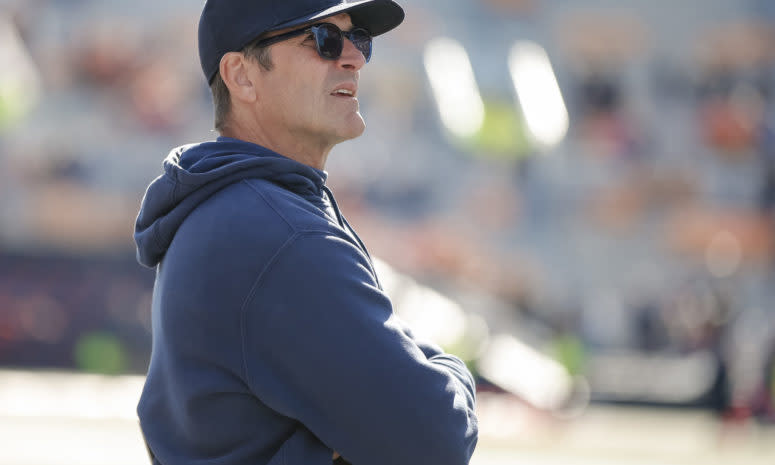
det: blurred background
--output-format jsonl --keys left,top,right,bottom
{"left": 1, "top": 0, "right": 775, "bottom": 463}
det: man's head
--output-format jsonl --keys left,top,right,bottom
{"left": 210, "top": 37, "right": 274, "bottom": 133}
{"left": 199, "top": 0, "right": 404, "bottom": 165}
{"left": 199, "top": 0, "right": 404, "bottom": 86}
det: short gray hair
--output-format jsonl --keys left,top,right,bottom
{"left": 210, "top": 38, "right": 274, "bottom": 132}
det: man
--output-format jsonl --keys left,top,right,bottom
{"left": 134, "top": 1, "right": 478, "bottom": 464}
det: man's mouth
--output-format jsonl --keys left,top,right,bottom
{"left": 331, "top": 84, "right": 357, "bottom": 98}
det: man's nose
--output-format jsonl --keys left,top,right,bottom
{"left": 337, "top": 37, "right": 366, "bottom": 71}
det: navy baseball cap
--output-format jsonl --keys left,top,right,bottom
{"left": 199, "top": 0, "right": 405, "bottom": 84}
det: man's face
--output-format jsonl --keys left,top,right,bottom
{"left": 252, "top": 13, "right": 367, "bottom": 150}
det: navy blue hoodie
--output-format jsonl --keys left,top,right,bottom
{"left": 134, "top": 137, "right": 478, "bottom": 465}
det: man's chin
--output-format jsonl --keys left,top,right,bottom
{"left": 337, "top": 115, "right": 366, "bottom": 141}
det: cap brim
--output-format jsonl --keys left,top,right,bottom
{"left": 268, "top": 0, "right": 404, "bottom": 37}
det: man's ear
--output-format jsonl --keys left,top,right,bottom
{"left": 219, "top": 52, "right": 257, "bottom": 103}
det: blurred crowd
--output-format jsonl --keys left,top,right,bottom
{"left": 0, "top": 0, "right": 774, "bottom": 422}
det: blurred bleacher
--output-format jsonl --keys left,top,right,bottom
{"left": 1, "top": 0, "right": 774, "bottom": 454}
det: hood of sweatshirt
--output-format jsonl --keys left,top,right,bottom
{"left": 134, "top": 137, "right": 328, "bottom": 268}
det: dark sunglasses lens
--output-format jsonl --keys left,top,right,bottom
{"left": 315, "top": 24, "right": 343, "bottom": 59}
{"left": 349, "top": 29, "right": 372, "bottom": 62}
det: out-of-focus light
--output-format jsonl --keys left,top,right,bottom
{"left": 373, "top": 257, "right": 469, "bottom": 349}
{"left": 397, "top": 286, "right": 467, "bottom": 348}
{"left": 0, "top": 14, "right": 41, "bottom": 129}
{"left": 508, "top": 41, "right": 568, "bottom": 149}
{"left": 373, "top": 257, "right": 490, "bottom": 360}
{"left": 424, "top": 37, "right": 485, "bottom": 139}
{"left": 478, "top": 334, "right": 574, "bottom": 411}
{"left": 74, "top": 332, "right": 128, "bottom": 375}
{"left": 588, "top": 350, "right": 717, "bottom": 403}
{"left": 705, "top": 230, "right": 742, "bottom": 278}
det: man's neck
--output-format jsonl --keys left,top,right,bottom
{"left": 220, "top": 122, "right": 331, "bottom": 170}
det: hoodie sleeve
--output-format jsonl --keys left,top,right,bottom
{"left": 241, "top": 231, "right": 478, "bottom": 465}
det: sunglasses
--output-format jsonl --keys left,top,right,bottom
{"left": 255, "top": 22, "right": 372, "bottom": 63}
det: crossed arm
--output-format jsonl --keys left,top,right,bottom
{"left": 241, "top": 231, "right": 478, "bottom": 465}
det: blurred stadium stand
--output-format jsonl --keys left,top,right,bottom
{"left": 1, "top": 0, "right": 775, "bottom": 453}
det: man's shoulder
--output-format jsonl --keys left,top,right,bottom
{"left": 181, "top": 177, "right": 337, "bottom": 244}
{"left": 162, "top": 178, "right": 341, "bottom": 286}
